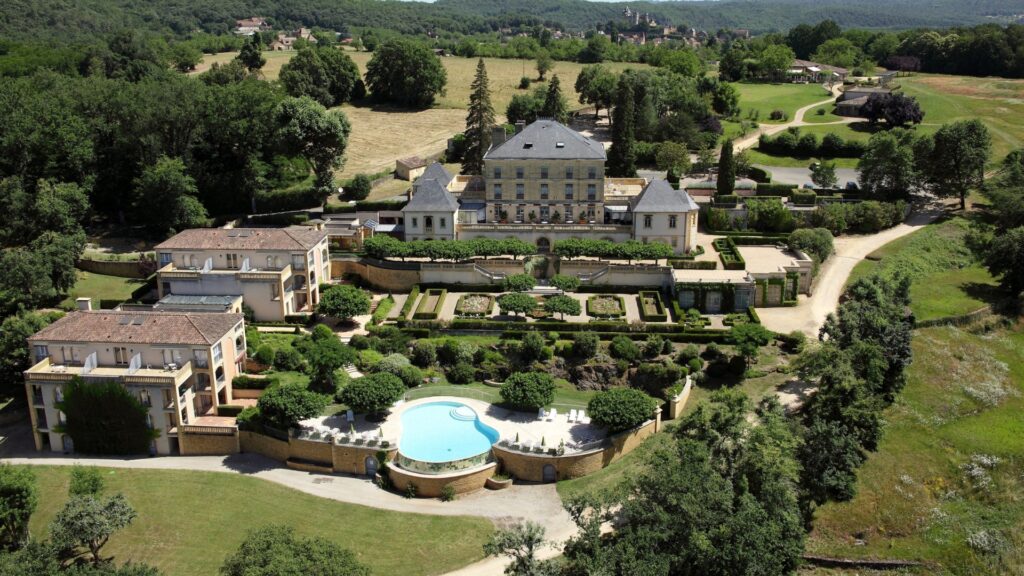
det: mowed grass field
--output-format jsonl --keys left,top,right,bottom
{"left": 27, "top": 467, "right": 492, "bottom": 576}
{"left": 809, "top": 216, "right": 1024, "bottom": 575}
{"left": 59, "top": 271, "right": 147, "bottom": 309}
{"left": 193, "top": 51, "right": 646, "bottom": 179}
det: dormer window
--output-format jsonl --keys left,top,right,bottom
{"left": 556, "top": 142, "right": 565, "bottom": 148}
{"left": 523, "top": 143, "right": 533, "bottom": 149}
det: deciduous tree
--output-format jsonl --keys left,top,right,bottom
{"left": 365, "top": 39, "right": 447, "bottom": 108}
{"left": 317, "top": 285, "right": 371, "bottom": 321}
{"left": 221, "top": 525, "right": 369, "bottom": 576}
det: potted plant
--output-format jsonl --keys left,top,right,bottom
{"left": 528, "top": 211, "right": 537, "bottom": 223}
{"left": 551, "top": 211, "right": 562, "bottom": 224}
{"left": 498, "top": 210, "right": 508, "bottom": 223}
{"left": 578, "top": 214, "right": 588, "bottom": 224}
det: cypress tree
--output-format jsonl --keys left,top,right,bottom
{"left": 462, "top": 58, "right": 495, "bottom": 175}
{"left": 608, "top": 75, "right": 637, "bottom": 177}
{"left": 717, "top": 139, "right": 736, "bottom": 196}
{"left": 540, "top": 75, "right": 569, "bottom": 124}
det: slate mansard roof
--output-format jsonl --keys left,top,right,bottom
{"left": 402, "top": 178, "right": 459, "bottom": 212}
{"left": 484, "top": 119, "right": 606, "bottom": 161}
{"left": 415, "top": 162, "right": 454, "bottom": 190}
{"left": 631, "top": 179, "right": 699, "bottom": 213}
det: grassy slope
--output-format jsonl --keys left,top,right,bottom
{"left": 59, "top": 271, "right": 147, "bottom": 308}
{"left": 27, "top": 467, "right": 492, "bottom": 576}
{"left": 723, "top": 82, "right": 833, "bottom": 140}
{"left": 809, "top": 217, "right": 1023, "bottom": 575}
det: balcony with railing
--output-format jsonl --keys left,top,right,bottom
{"left": 157, "top": 262, "right": 291, "bottom": 284}
{"left": 25, "top": 358, "right": 193, "bottom": 387}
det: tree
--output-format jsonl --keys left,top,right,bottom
{"left": 68, "top": 466, "right": 104, "bottom": 497}
{"left": 133, "top": 156, "right": 208, "bottom": 234}
{"left": 861, "top": 93, "right": 924, "bottom": 128}
{"left": 60, "top": 378, "right": 156, "bottom": 455}
{"left": 810, "top": 160, "right": 838, "bottom": 189}
{"left": 337, "top": 373, "right": 405, "bottom": 417}
{"left": 587, "top": 388, "right": 657, "bottom": 433}
{"left": 788, "top": 228, "right": 834, "bottom": 263}
{"left": 221, "top": 525, "right": 369, "bottom": 576}
{"left": 717, "top": 139, "right": 736, "bottom": 196}
{"left": 463, "top": 59, "right": 495, "bottom": 176}
{"left": 505, "top": 94, "right": 540, "bottom": 125}
{"left": 543, "top": 295, "right": 581, "bottom": 320}
{"left": 276, "top": 97, "right": 351, "bottom": 205}
{"left": 607, "top": 75, "right": 636, "bottom": 177}
{"left": 499, "top": 372, "right": 556, "bottom": 410}
{"left": 257, "top": 383, "right": 329, "bottom": 430}
{"left": 656, "top": 142, "right": 691, "bottom": 180}
{"left": 365, "top": 39, "right": 447, "bottom": 108}
{"left": 410, "top": 341, "right": 437, "bottom": 367}
{"left": 502, "top": 274, "right": 536, "bottom": 293}
{"left": 921, "top": 120, "right": 991, "bottom": 209}
{"left": 811, "top": 38, "right": 863, "bottom": 70}
{"left": 0, "top": 311, "right": 60, "bottom": 394}
{"left": 0, "top": 465, "right": 37, "bottom": 551}
{"left": 169, "top": 43, "right": 202, "bottom": 73}
{"left": 983, "top": 226, "right": 1024, "bottom": 295}
{"left": 317, "top": 284, "right": 371, "bottom": 321}
{"left": 574, "top": 64, "right": 617, "bottom": 119}
{"left": 535, "top": 50, "right": 553, "bottom": 81}
{"left": 317, "top": 48, "right": 363, "bottom": 105}
{"left": 759, "top": 44, "right": 796, "bottom": 81}
{"left": 695, "top": 140, "right": 716, "bottom": 175}
{"left": 518, "top": 332, "right": 548, "bottom": 364}
{"left": 279, "top": 49, "right": 332, "bottom": 107}
{"left": 50, "top": 493, "right": 136, "bottom": 565}
{"left": 732, "top": 323, "right": 773, "bottom": 367}
{"left": 548, "top": 274, "right": 580, "bottom": 292}
{"left": 237, "top": 34, "right": 265, "bottom": 72}
{"left": 497, "top": 293, "right": 537, "bottom": 317}
{"left": 483, "top": 521, "right": 558, "bottom": 576}
{"left": 343, "top": 174, "right": 372, "bottom": 200}
{"left": 799, "top": 417, "right": 865, "bottom": 508}
{"left": 297, "top": 325, "right": 357, "bottom": 394}
{"left": 540, "top": 75, "right": 569, "bottom": 124}
{"left": 857, "top": 129, "right": 918, "bottom": 201}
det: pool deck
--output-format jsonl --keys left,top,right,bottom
{"left": 300, "top": 396, "right": 608, "bottom": 453}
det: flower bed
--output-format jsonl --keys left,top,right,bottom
{"left": 455, "top": 294, "right": 494, "bottom": 318}
{"left": 587, "top": 295, "right": 625, "bottom": 319}
{"left": 413, "top": 289, "right": 447, "bottom": 320}
{"left": 637, "top": 291, "right": 668, "bottom": 322}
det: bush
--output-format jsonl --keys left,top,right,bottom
{"left": 217, "top": 404, "right": 245, "bottom": 417}
{"left": 502, "top": 274, "right": 536, "bottom": 293}
{"left": 713, "top": 237, "right": 746, "bottom": 270}
{"left": 788, "top": 228, "right": 834, "bottom": 263}
{"left": 609, "top": 335, "right": 641, "bottom": 363}
{"left": 779, "top": 330, "right": 807, "bottom": 353}
{"left": 232, "top": 375, "right": 278, "bottom": 390}
{"left": 438, "top": 339, "right": 479, "bottom": 366}
{"left": 519, "top": 76, "right": 531, "bottom": 89}
{"left": 572, "top": 331, "right": 600, "bottom": 359}
{"left": 257, "top": 384, "right": 329, "bottom": 430}
{"left": 410, "top": 341, "right": 437, "bottom": 367}
{"left": 588, "top": 388, "right": 658, "bottom": 433}
{"left": 633, "top": 361, "right": 685, "bottom": 396}
{"left": 69, "top": 466, "right": 104, "bottom": 496}
{"left": 688, "top": 357, "right": 703, "bottom": 373}
{"left": 273, "top": 347, "right": 305, "bottom": 371}
{"left": 769, "top": 109, "right": 786, "bottom": 121}
{"left": 254, "top": 344, "right": 275, "bottom": 366}
{"left": 446, "top": 361, "right": 476, "bottom": 384}
{"left": 643, "top": 335, "right": 667, "bottom": 358}
{"left": 499, "top": 372, "right": 556, "bottom": 410}
{"left": 337, "top": 373, "right": 405, "bottom": 416}
{"left": 371, "top": 295, "right": 395, "bottom": 325}
{"left": 519, "top": 331, "right": 548, "bottom": 364}
{"left": 397, "top": 365, "right": 424, "bottom": 388}
{"left": 399, "top": 285, "right": 420, "bottom": 319}
{"left": 549, "top": 274, "right": 581, "bottom": 292}
{"left": 344, "top": 173, "right": 373, "bottom": 200}
{"left": 748, "top": 166, "right": 772, "bottom": 183}
{"left": 235, "top": 406, "right": 260, "bottom": 428}
{"left": 440, "top": 483, "right": 456, "bottom": 502}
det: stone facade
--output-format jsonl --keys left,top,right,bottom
{"left": 179, "top": 428, "right": 240, "bottom": 455}
{"left": 386, "top": 462, "right": 497, "bottom": 498}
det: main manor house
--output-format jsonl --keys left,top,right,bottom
{"left": 402, "top": 119, "right": 700, "bottom": 253}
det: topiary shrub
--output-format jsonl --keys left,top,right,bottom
{"left": 337, "top": 373, "right": 405, "bottom": 417}
{"left": 257, "top": 384, "right": 329, "bottom": 430}
{"left": 549, "top": 274, "right": 581, "bottom": 292}
{"left": 572, "top": 332, "right": 599, "bottom": 359}
{"left": 446, "top": 362, "right": 476, "bottom": 384}
{"left": 608, "top": 335, "right": 641, "bottom": 363}
{"left": 499, "top": 372, "right": 556, "bottom": 410}
{"left": 438, "top": 339, "right": 477, "bottom": 366}
{"left": 60, "top": 378, "right": 156, "bottom": 455}
{"left": 397, "top": 365, "right": 424, "bottom": 388}
{"left": 518, "top": 332, "right": 548, "bottom": 364}
{"left": 587, "top": 388, "right": 658, "bottom": 433}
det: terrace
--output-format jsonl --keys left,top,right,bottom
{"left": 24, "top": 357, "right": 193, "bottom": 387}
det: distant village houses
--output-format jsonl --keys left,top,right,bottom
{"left": 234, "top": 17, "right": 271, "bottom": 36}
{"left": 269, "top": 28, "right": 318, "bottom": 51}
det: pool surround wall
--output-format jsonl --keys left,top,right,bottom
{"left": 386, "top": 462, "right": 498, "bottom": 498}
{"left": 239, "top": 431, "right": 397, "bottom": 476}
{"left": 493, "top": 414, "right": 660, "bottom": 482}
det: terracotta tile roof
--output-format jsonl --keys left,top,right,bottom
{"left": 154, "top": 227, "right": 326, "bottom": 252}
{"left": 30, "top": 311, "right": 243, "bottom": 346}
{"left": 397, "top": 156, "right": 426, "bottom": 169}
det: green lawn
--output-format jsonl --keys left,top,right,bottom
{"left": 60, "top": 271, "right": 148, "bottom": 309}
{"left": 809, "top": 214, "right": 1022, "bottom": 574}
{"left": 730, "top": 82, "right": 834, "bottom": 123}
{"left": 745, "top": 148, "right": 859, "bottom": 170}
{"left": 845, "top": 217, "right": 998, "bottom": 321}
{"left": 26, "top": 467, "right": 492, "bottom": 576}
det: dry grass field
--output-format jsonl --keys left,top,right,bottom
{"left": 193, "top": 50, "right": 647, "bottom": 179}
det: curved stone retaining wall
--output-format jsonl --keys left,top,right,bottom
{"left": 387, "top": 462, "right": 497, "bottom": 497}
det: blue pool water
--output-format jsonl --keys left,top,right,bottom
{"left": 399, "top": 401, "right": 499, "bottom": 463}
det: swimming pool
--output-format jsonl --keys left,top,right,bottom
{"left": 397, "top": 401, "right": 500, "bottom": 474}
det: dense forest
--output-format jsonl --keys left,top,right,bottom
{"left": 0, "top": 0, "right": 1020, "bottom": 41}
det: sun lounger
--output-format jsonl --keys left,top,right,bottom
{"left": 568, "top": 409, "right": 578, "bottom": 423}
{"left": 547, "top": 408, "right": 558, "bottom": 421}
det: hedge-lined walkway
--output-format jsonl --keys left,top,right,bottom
{"left": 407, "top": 291, "right": 664, "bottom": 324}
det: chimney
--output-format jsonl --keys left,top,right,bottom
{"left": 491, "top": 126, "right": 507, "bottom": 148}
{"left": 515, "top": 120, "right": 526, "bottom": 134}
{"left": 76, "top": 297, "right": 92, "bottom": 312}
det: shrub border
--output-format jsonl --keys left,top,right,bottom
{"left": 586, "top": 295, "right": 626, "bottom": 319}
{"left": 637, "top": 291, "right": 668, "bottom": 322}
{"left": 413, "top": 288, "right": 447, "bottom": 320}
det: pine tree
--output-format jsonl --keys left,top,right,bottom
{"left": 608, "top": 75, "right": 637, "bottom": 177}
{"left": 540, "top": 75, "right": 568, "bottom": 124}
{"left": 717, "top": 139, "right": 736, "bottom": 196}
{"left": 237, "top": 34, "right": 266, "bottom": 72}
{"left": 462, "top": 58, "right": 495, "bottom": 175}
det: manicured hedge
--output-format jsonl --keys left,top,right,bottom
{"left": 747, "top": 166, "right": 772, "bottom": 183}
{"left": 755, "top": 183, "right": 796, "bottom": 196}
{"left": 791, "top": 191, "right": 817, "bottom": 206}
{"left": 576, "top": 285, "right": 664, "bottom": 294}
{"left": 637, "top": 291, "right": 668, "bottom": 322}
{"left": 670, "top": 260, "right": 717, "bottom": 270}
{"left": 419, "top": 282, "right": 504, "bottom": 293}
{"left": 712, "top": 237, "right": 746, "bottom": 270}
{"left": 728, "top": 236, "right": 788, "bottom": 246}
{"left": 371, "top": 295, "right": 395, "bottom": 325}
{"left": 586, "top": 295, "right": 626, "bottom": 319}
{"left": 413, "top": 289, "right": 447, "bottom": 320}
{"left": 399, "top": 285, "right": 420, "bottom": 319}
{"left": 232, "top": 375, "right": 278, "bottom": 390}
{"left": 501, "top": 330, "right": 734, "bottom": 343}
{"left": 216, "top": 404, "right": 245, "bottom": 417}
